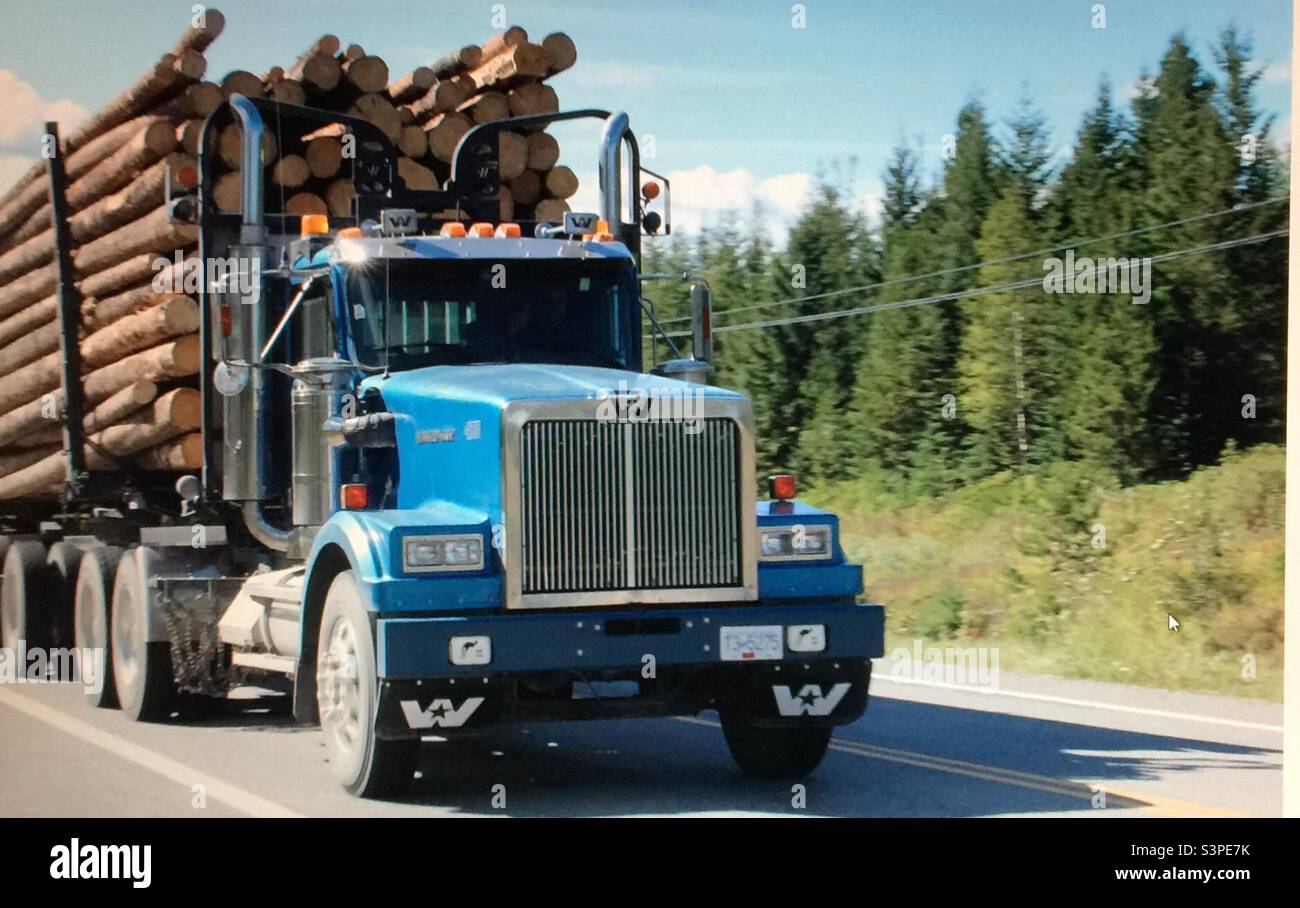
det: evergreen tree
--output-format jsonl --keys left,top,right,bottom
{"left": 1133, "top": 35, "right": 1238, "bottom": 474}
{"left": 751, "top": 183, "right": 878, "bottom": 477}
{"left": 1000, "top": 94, "right": 1054, "bottom": 219}
{"left": 1213, "top": 27, "right": 1288, "bottom": 449}
{"left": 849, "top": 145, "right": 965, "bottom": 493}
{"left": 959, "top": 187, "right": 1064, "bottom": 473}
{"left": 1050, "top": 80, "right": 1156, "bottom": 480}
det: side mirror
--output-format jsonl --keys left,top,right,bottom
{"left": 691, "top": 280, "right": 713, "bottom": 365}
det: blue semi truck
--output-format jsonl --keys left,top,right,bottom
{"left": 0, "top": 97, "right": 884, "bottom": 797}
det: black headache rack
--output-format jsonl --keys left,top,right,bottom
{"left": 198, "top": 99, "right": 640, "bottom": 249}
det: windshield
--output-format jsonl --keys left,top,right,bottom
{"left": 346, "top": 260, "right": 635, "bottom": 370}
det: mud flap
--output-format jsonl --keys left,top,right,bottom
{"left": 375, "top": 677, "right": 508, "bottom": 739}
{"left": 727, "top": 660, "right": 871, "bottom": 728}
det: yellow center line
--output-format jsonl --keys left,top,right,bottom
{"left": 675, "top": 716, "right": 1256, "bottom": 818}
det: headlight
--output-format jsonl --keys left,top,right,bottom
{"left": 402, "top": 535, "right": 484, "bottom": 573}
{"left": 759, "top": 525, "right": 832, "bottom": 561}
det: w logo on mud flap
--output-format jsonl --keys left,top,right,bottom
{"left": 400, "top": 697, "right": 485, "bottom": 729}
{"left": 772, "top": 683, "right": 851, "bottom": 717}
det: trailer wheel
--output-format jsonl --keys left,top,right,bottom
{"left": 1, "top": 539, "right": 54, "bottom": 652}
{"left": 111, "top": 548, "right": 176, "bottom": 722}
{"left": 316, "top": 570, "right": 417, "bottom": 798}
{"left": 46, "top": 542, "right": 84, "bottom": 649}
{"left": 74, "top": 546, "right": 123, "bottom": 709}
{"left": 720, "top": 710, "right": 833, "bottom": 780}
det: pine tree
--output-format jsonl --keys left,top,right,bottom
{"left": 849, "top": 144, "right": 965, "bottom": 493}
{"left": 744, "top": 182, "right": 878, "bottom": 478}
{"left": 1050, "top": 80, "right": 1156, "bottom": 481}
{"left": 959, "top": 186, "right": 1064, "bottom": 474}
{"left": 1133, "top": 35, "right": 1238, "bottom": 474}
{"left": 1213, "top": 27, "right": 1288, "bottom": 450}
{"left": 1001, "top": 94, "right": 1054, "bottom": 219}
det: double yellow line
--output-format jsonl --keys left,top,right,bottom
{"left": 677, "top": 716, "right": 1255, "bottom": 818}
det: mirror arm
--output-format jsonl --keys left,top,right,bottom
{"left": 641, "top": 297, "right": 683, "bottom": 359}
{"left": 259, "top": 276, "right": 315, "bottom": 364}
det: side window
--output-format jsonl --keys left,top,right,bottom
{"left": 298, "top": 280, "right": 336, "bottom": 359}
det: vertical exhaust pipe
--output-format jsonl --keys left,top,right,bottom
{"left": 222, "top": 96, "right": 289, "bottom": 550}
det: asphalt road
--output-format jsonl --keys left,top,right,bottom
{"left": 0, "top": 666, "right": 1282, "bottom": 818}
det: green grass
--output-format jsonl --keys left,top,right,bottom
{"left": 808, "top": 445, "right": 1284, "bottom": 700}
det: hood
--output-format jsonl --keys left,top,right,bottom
{"left": 358, "top": 364, "right": 746, "bottom": 514}
{"left": 364, "top": 363, "right": 745, "bottom": 410}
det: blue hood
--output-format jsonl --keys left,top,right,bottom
{"left": 365, "top": 363, "right": 745, "bottom": 409}
{"left": 358, "top": 364, "right": 745, "bottom": 516}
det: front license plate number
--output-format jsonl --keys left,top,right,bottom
{"left": 719, "top": 625, "right": 783, "bottom": 661}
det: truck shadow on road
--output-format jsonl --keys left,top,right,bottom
{"left": 172, "top": 689, "right": 1280, "bottom": 816}
{"left": 362, "top": 697, "right": 1279, "bottom": 816}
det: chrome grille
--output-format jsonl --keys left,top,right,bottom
{"left": 519, "top": 418, "right": 742, "bottom": 594}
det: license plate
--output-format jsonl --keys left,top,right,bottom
{"left": 719, "top": 625, "right": 783, "bottom": 662}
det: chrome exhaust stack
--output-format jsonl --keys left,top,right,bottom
{"left": 217, "top": 96, "right": 286, "bottom": 550}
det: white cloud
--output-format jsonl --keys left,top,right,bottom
{"left": 1260, "top": 60, "right": 1291, "bottom": 85}
{"left": 642, "top": 165, "right": 814, "bottom": 236}
{"left": 0, "top": 155, "right": 36, "bottom": 197}
{"left": 1118, "top": 76, "right": 1157, "bottom": 103}
{"left": 0, "top": 69, "right": 88, "bottom": 149}
{"left": 0, "top": 71, "right": 88, "bottom": 196}
{"left": 567, "top": 165, "right": 889, "bottom": 242}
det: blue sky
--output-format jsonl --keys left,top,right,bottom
{"left": 0, "top": 0, "right": 1292, "bottom": 234}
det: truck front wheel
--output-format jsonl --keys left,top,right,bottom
{"left": 720, "top": 711, "right": 833, "bottom": 780}
{"left": 316, "top": 570, "right": 417, "bottom": 798}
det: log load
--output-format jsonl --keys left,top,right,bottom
{"left": 0, "top": 12, "right": 585, "bottom": 490}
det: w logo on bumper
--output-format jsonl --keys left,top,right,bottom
{"left": 773, "top": 683, "right": 851, "bottom": 717}
{"left": 400, "top": 697, "right": 485, "bottom": 729}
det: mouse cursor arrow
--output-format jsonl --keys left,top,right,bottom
{"left": 1168, "top": 614, "right": 1180, "bottom": 632}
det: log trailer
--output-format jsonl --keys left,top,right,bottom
{"left": 0, "top": 97, "right": 885, "bottom": 797}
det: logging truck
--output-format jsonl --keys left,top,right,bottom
{"left": 0, "top": 97, "right": 884, "bottom": 797}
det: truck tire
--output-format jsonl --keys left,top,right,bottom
{"left": 111, "top": 548, "right": 176, "bottom": 722}
{"left": 720, "top": 710, "right": 833, "bottom": 780}
{"left": 46, "top": 542, "right": 85, "bottom": 649}
{"left": 74, "top": 546, "right": 124, "bottom": 709}
{"left": 316, "top": 570, "right": 417, "bottom": 798}
{"left": 1, "top": 539, "right": 54, "bottom": 652}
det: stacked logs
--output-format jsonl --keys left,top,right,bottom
{"left": 208, "top": 24, "right": 579, "bottom": 223}
{"left": 0, "top": 12, "right": 580, "bottom": 499}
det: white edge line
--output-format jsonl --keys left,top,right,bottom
{"left": 872, "top": 674, "right": 1283, "bottom": 733}
{"left": 0, "top": 688, "right": 304, "bottom": 818}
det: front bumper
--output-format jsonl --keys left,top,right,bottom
{"left": 377, "top": 600, "right": 884, "bottom": 677}
{"left": 372, "top": 600, "right": 883, "bottom": 738}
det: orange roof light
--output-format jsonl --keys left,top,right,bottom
{"left": 336, "top": 226, "right": 363, "bottom": 239}
{"left": 301, "top": 214, "right": 329, "bottom": 236}
{"left": 340, "top": 483, "right": 369, "bottom": 510}
{"left": 769, "top": 474, "right": 797, "bottom": 501}
{"left": 439, "top": 222, "right": 468, "bottom": 238}
{"left": 468, "top": 222, "right": 494, "bottom": 237}
{"left": 642, "top": 181, "right": 660, "bottom": 201}
{"left": 582, "top": 219, "right": 614, "bottom": 242}
{"left": 494, "top": 222, "right": 521, "bottom": 238}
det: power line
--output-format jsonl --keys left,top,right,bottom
{"left": 656, "top": 196, "right": 1289, "bottom": 326}
{"left": 656, "top": 228, "right": 1288, "bottom": 337}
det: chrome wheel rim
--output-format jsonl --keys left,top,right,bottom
{"left": 318, "top": 617, "right": 363, "bottom": 754}
{"left": 112, "top": 580, "right": 140, "bottom": 691}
